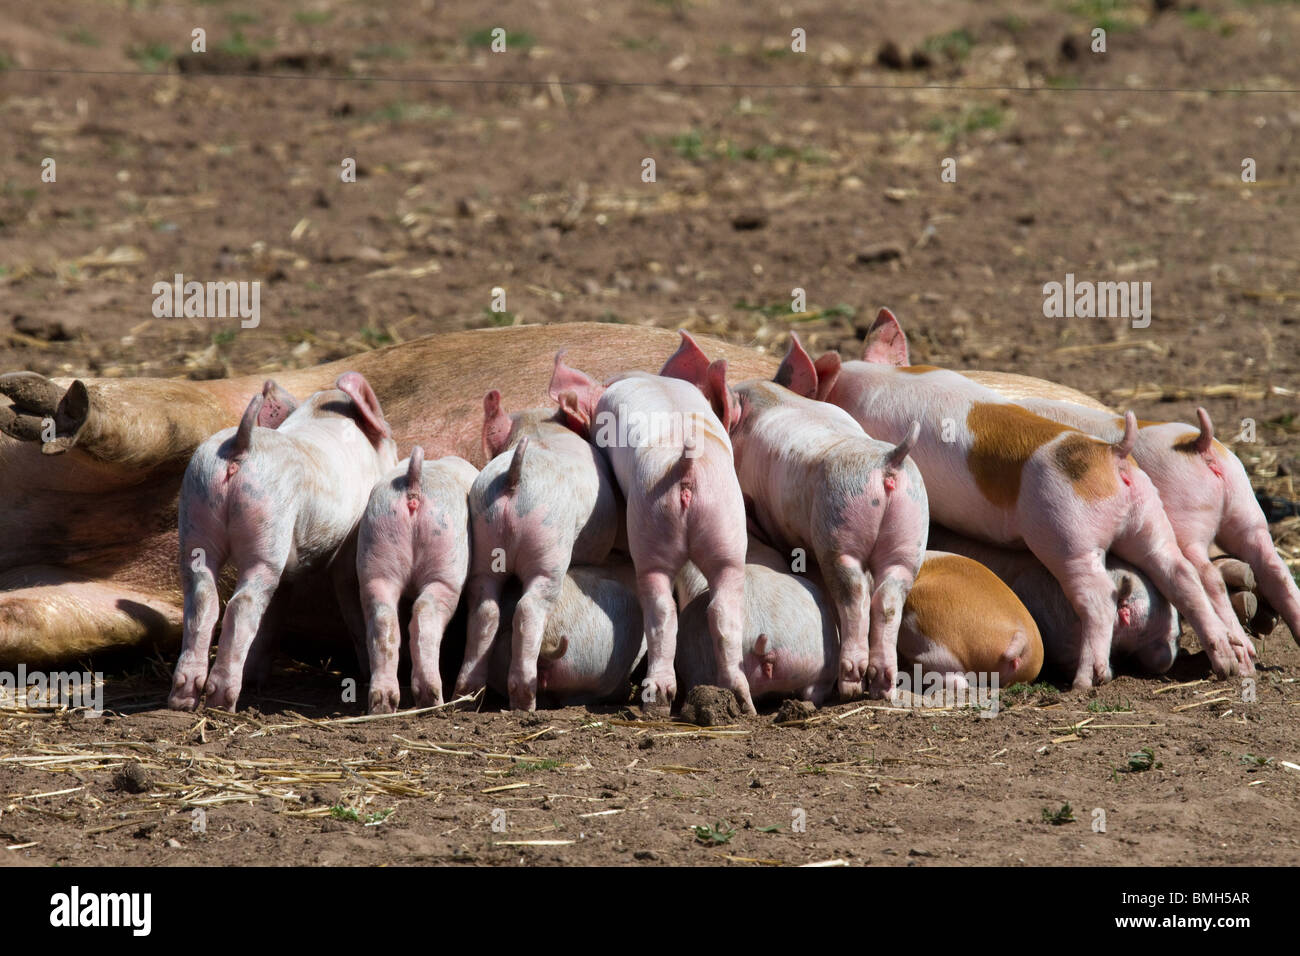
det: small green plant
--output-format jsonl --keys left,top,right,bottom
{"left": 756, "top": 824, "right": 783, "bottom": 833}
{"left": 923, "top": 28, "right": 975, "bottom": 61}
{"left": 693, "top": 821, "right": 736, "bottom": 845}
{"left": 356, "top": 44, "right": 410, "bottom": 61}
{"left": 360, "top": 327, "right": 393, "bottom": 348}
{"left": 483, "top": 308, "right": 516, "bottom": 327}
{"left": 295, "top": 10, "right": 333, "bottom": 25}
{"left": 1042, "top": 803, "right": 1076, "bottom": 825}
{"left": 128, "top": 42, "right": 173, "bottom": 71}
{"left": 1123, "top": 747, "right": 1161, "bottom": 773}
{"left": 1240, "top": 754, "right": 1273, "bottom": 767}
{"left": 212, "top": 330, "right": 237, "bottom": 347}
{"left": 329, "top": 805, "right": 392, "bottom": 824}
{"left": 67, "top": 27, "right": 100, "bottom": 46}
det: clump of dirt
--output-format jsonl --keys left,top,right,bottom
{"left": 775, "top": 699, "right": 817, "bottom": 724}
{"left": 679, "top": 686, "right": 741, "bottom": 726}
{"left": 112, "top": 761, "right": 151, "bottom": 794}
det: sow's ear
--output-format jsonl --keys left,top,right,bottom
{"left": 862, "top": 307, "right": 910, "bottom": 366}
{"left": 482, "top": 389, "right": 513, "bottom": 460}
{"left": 813, "top": 352, "right": 842, "bottom": 402}
{"left": 773, "top": 333, "right": 818, "bottom": 399}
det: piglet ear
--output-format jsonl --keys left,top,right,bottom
{"left": 659, "top": 330, "right": 712, "bottom": 387}
{"left": 482, "top": 389, "right": 513, "bottom": 461}
{"left": 773, "top": 333, "right": 818, "bottom": 399}
{"left": 257, "top": 380, "right": 299, "bottom": 428}
{"left": 336, "top": 371, "right": 392, "bottom": 442}
{"left": 548, "top": 352, "right": 602, "bottom": 437}
{"left": 863, "top": 307, "right": 910, "bottom": 366}
{"left": 705, "top": 359, "right": 740, "bottom": 430}
{"left": 813, "top": 352, "right": 842, "bottom": 402}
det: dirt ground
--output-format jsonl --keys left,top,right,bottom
{"left": 2, "top": 0, "right": 1299, "bottom": 866}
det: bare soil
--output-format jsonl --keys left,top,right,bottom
{"left": 2, "top": 0, "right": 1299, "bottom": 866}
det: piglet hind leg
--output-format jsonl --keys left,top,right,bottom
{"left": 409, "top": 581, "right": 462, "bottom": 708}
{"left": 203, "top": 560, "right": 286, "bottom": 711}
{"left": 699, "top": 562, "right": 756, "bottom": 715}
{"left": 635, "top": 569, "right": 680, "bottom": 715}
{"left": 1182, "top": 541, "right": 1256, "bottom": 673}
{"left": 820, "top": 553, "right": 871, "bottom": 701}
{"left": 1034, "top": 548, "right": 1118, "bottom": 690}
{"left": 1111, "top": 509, "right": 1237, "bottom": 680}
{"left": 169, "top": 544, "right": 226, "bottom": 710}
{"left": 453, "top": 573, "right": 504, "bottom": 699}
{"left": 362, "top": 580, "right": 405, "bottom": 714}
{"left": 507, "top": 574, "right": 563, "bottom": 712}
{"left": 866, "top": 563, "right": 915, "bottom": 701}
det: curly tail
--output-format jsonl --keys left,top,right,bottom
{"left": 1112, "top": 411, "right": 1138, "bottom": 459}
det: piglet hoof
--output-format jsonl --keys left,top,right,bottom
{"left": 202, "top": 674, "right": 241, "bottom": 712}
{"left": 865, "top": 663, "right": 896, "bottom": 702}
{"left": 639, "top": 673, "right": 676, "bottom": 716}
{"left": 837, "top": 657, "right": 867, "bottom": 701}
{"left": 167, "top": 678, "right": 203, "bottom": 712}
{"left": 368, "top": 684, "right": 401, "bottom": 715}
{"left": 1091, "top": 662, "right": 1114, "bottom": 687}
{"left": 413, "top": 684, "right": 444, "bottom": 709}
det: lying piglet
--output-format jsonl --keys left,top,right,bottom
{"left": 454, "top": 390, "right": 620, "bottom": 711}
{"left": 487, "top": 562, "right": 646, "bottom": 706}
{"left": 675, "top": 539, "right": 838, "bottom": 706}
{"left": 814, "top": 308, "right": 1238, "bottom": 689}
{"left": 899, "top": 551, "right": 1044, "bottom": 692}
{"left": 356, "top": 447, "right": 477, "bottom": 713}
{"left": 169, "top": 373, "right": 398, "bottom": 711}
{"left": 548, "top": 339, "right": 753, "bottom": 713}
{"left": 928, "top": 526, "right": 1179, "bottom": 676}
{"left": 726, "top": 334, "right": 927, "bottom": 699}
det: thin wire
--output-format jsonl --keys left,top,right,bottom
{"left": 5, "top": 65, "right": 1298, "bottom": 95}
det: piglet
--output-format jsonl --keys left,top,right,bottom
{"left": 675, "top": 539, "right": 838, "bottom": 706}
{"left": 548, "top": 340, "right": 753, "bottom": 713}
{"left": 453, "top": 391, "right": 620, "bottom": 711}
{"left": 928, "top": 526, "right": 1179, "bottom": 676}
{"left": 356, "top": 447, "right": 477, "bottom": 713}
{"left": 169, "top": 373, "right": 398, "bottom": 711}
{"left": 487, "top": 562, "right": 647, "bottom": 706}
{"left": 727, "top": 335, "right": 928, "bottom": 699}
{"left": 899, "top": 551, "right": 1044, "bottom": 692}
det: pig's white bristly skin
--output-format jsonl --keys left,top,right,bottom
{"left": 487, "top": 563, "right": 647, "bottom": 706}
{"left": 974, "top": 396, "right": 1278, "bottom": 667}
{"left": 455, "top": 407, "right": 620, "bottom": 711}
{"left": 929, "top": 528, "right": 1180, "bottom": 676}
{"left": 356, "top": 452, "right": 477, "bottom": 714}
{"left": 675, "top": 540, "right": 838, "bottom": 705}
{"left": 170, "top": 379, "right": 398, "bottom": 711}
{"left": 820, "top": 346, "right": 1239, "bottom": 690}
{"left": 589, "top": 371, "right": 753, "bottom": 713}
{"left": 728, "top": 379, "right": 928, "bottom": 701}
